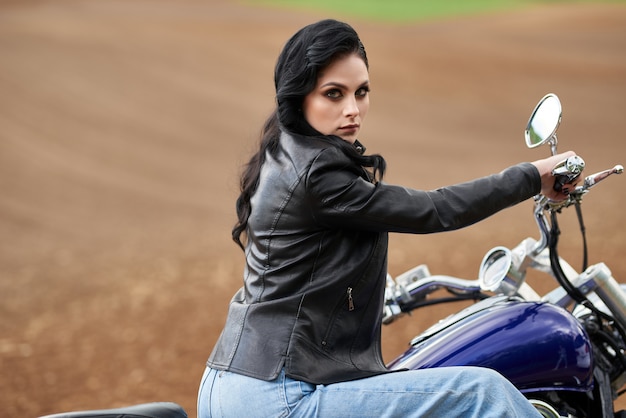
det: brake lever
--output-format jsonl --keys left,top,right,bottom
{"left": 576, "top": 165, "right": 624, "bottom": 192}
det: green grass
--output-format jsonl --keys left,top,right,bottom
{"left": 256, "top": 0, "right": 625, "bottom": 23}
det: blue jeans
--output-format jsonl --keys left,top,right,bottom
{"left": 197, "top": 366, "right": 542, "bottom": 417}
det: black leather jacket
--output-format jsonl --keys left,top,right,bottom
{"left": 207, "top": 131, "right": 541, "bottom": 385}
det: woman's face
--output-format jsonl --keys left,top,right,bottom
{"left": 302, "top": 53, "right": 369, "bottom": 144}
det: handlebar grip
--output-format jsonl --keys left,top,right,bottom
{"left": 552, "top": 155, "right": 585, "bottom": 192}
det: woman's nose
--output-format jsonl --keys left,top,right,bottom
{"left": 344, "top": 97, "right": 359, "bottom": 117}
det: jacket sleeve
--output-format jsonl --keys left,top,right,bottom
{"left": 305, "top": 147, "right": 541, "bottom": 233}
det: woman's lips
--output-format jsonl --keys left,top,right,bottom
{"left": 339, "top": 124, "right": 359, "bottom": 133}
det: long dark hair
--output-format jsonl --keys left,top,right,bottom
{"left": 232, "top": 19, "right": 386, "bottom": 250}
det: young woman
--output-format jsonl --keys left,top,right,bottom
{"left": 198, "top": 19, "right": 574, "bottom": 417}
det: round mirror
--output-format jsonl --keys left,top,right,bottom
{"left": 478, "top": 247, "right": 512, "bottom": 292}
{"left": 525, "top": 93, "right": 562, "bottom": 149}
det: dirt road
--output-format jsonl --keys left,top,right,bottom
{"left": 1, "top": 1, "right": 625, "bottom": 416}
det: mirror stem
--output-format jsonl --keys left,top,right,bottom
{"left": 549, "top": 135, "right": 558, "bottom": 156}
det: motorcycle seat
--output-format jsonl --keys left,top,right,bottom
{"left": 37, "top": 402, "right": 188, "bottom": 418}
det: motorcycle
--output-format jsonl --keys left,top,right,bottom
{"left": 382, "top": 93, "right": 625, "bottom": 418}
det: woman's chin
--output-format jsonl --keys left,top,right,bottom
{"left": 337, "top": 134, "right": 358, "bottom": 144}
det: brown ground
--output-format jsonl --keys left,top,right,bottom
{"left": 1, "top": 1, "right": 626, "bottom": 416}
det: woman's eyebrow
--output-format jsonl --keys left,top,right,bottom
{"left": 319, "top": 80, "right": 370, "bottom": 89}
{"left": 320, "top": 81, "right": 347, "bottom": 89}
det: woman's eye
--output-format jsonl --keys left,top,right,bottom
{"left": 356, "top": 87, "right": 370, "bottom": 97}
{"left": 325, "top": 89, "right": 342, "bottom": 99}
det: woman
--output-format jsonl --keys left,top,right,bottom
{"left": 198, "top": 19, "right": 574, "bottom": 417}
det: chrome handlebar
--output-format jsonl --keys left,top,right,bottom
{"left": 383, "top": 161, "right": 624, "bottom": 326}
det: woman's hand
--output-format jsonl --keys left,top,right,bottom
{"left": 531, "top": 151, "right": 579, "bottom": 201}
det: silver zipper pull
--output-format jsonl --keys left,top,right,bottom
{"left": 347, "top": 287, "right": 355, "bottom": 311}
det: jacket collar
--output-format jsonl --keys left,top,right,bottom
{"left": 353, "top": 139, "right": 366, "bottom": 155}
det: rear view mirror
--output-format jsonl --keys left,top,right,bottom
{"left": 525, "top": 93, "right": 562, "bottom": 155}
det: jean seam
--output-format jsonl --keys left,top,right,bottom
{"left": 277, "top": 370, "right": 290, "bottom": 418}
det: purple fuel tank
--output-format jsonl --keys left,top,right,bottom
{"left": 386, "top": 297, "right": 593, "bottom": 393}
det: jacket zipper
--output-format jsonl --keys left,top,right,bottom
{"left": 347, "top": 287, "right": 355, "bottom": 311}
{"left": 321, "top": 286, "right": 358, "bottom": 350}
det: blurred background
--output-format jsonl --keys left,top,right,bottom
{"left": 1, "top": 0, "right": 625, "bottom": 416}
